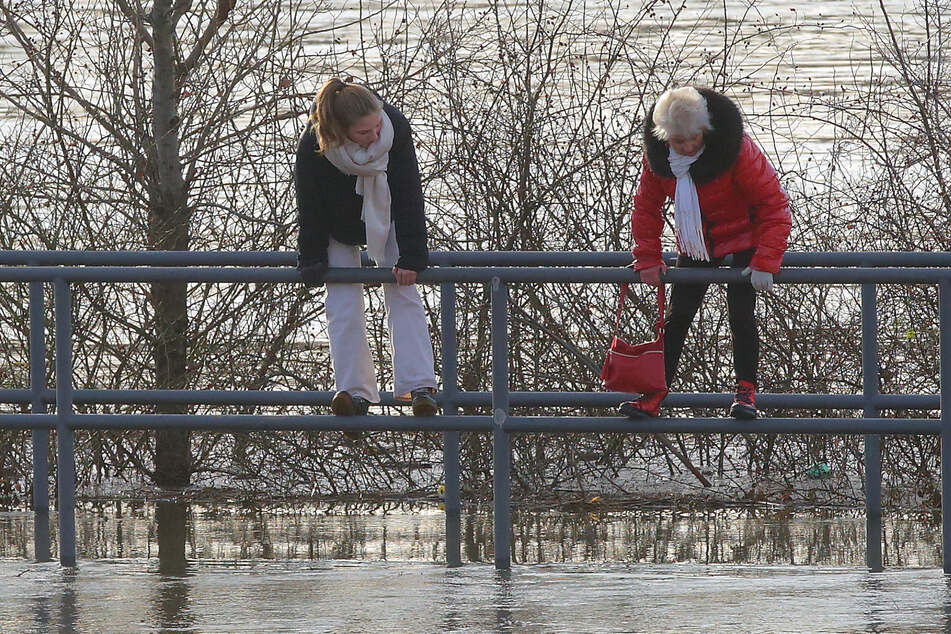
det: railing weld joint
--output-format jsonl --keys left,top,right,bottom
{"left": 493, "top": 408, "right": 507, "bottom": 428}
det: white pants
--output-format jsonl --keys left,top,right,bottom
{"left": 325, "top": 229, "right": 437, "bottom": 402}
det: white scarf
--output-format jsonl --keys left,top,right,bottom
{"left": 323, "top": 110, "right": 394, "bottom": 264}
{"left": 668, "top": 146, "right": 710, "bottom": 261}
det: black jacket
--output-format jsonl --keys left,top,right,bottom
{"left": 295, "top": 102, "right": 428, "bottom": 272}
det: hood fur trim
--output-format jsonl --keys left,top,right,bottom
{"left": 643, "top": 88, "right": 744, "bottom": 185}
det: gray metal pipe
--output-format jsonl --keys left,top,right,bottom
{"left": 3, "top": 249, "right": 951, "bottom": 267}
{"left": 60, "top": 389, "right": 407, "bottom": 406}
{"left": 29, "top": 280, "right": 50, "bottom": 563}
{"left": 54, "top": 279, "right": 76, "bottom": 568}
{"left": 61, "top": 414, "right": 495, "bottom": 432}
{"left": 862, "top": 284, "right": 883, "bottom": 572}
{"left": 0, "top": 388, "right": 939, "bottom": 410}
{"left": 0, "top": 250, "right": 294, "bottom": 266}
{"left": 0, "top": 412, "right": 939, "bottom": 436}
{"left": 940, "top": 281, "right": 951, "bottom": 574}
{"left": 0, "top": 389, "right": 35, "bottom": 404}
{"left": 440, "top": 280, "right": 462, "bottom": 568}
{"left": 454, "top": 392, "right": 941, "bottom": 410}
{"left": 503, "top": 417, "right": 941, "bottom": 434}
{"left": 0, "top": 265, "right": 949, "bottom": 284}
{"left": 492, "top": 278, "right": 512, "bottom": 570}
{"left": 0, "top": 414, "right": 58, "bottom": 429}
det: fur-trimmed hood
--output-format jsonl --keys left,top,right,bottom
{"left": 643, "top": 88, "right": 744, "bottom": 186}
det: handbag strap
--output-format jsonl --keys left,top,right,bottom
{"left": 614, "top": 283, "right": 666, "bottom": 336}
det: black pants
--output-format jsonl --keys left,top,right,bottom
{"left": 664, "top": 249, "right": 758, "bottom": 386}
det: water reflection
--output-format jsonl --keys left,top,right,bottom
{"left": 150, "top": 575, "right": 194, "bottom": 633}
{"left": 153, "top": 501, "right": 195, "bottom": 633}
{"left": 155, "top": 500, "right": 188, "bottom": 576}
{"left": 500, "top": 507, "right": 883, "bottom": 566}
{"left": 26, "top": 568, "right": 79, "bottom": 634}
{"left": 59, "top": 571, "right": 79, "bottom": 634}
{"left": 494, "top": 570, "right": 517, "bottom": 631}
{"left": 0, "top": 503, "right": 943, "bottom": 567}
{"left": 861, "top": 576, "right": 888, "bottom": 632}
{"left": 945, "top": 577, "right": 951, "bottom": 630}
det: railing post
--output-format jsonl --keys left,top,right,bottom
{"left": 862, "top": 283, "right": 882, "bottom": 571}
{"left": 491, "top": 276, "right": 511, "bottom": 570}
{"left": 30, "top": 279, "right": 50, "bottom": 562}
{"left": 54, "top": 278, "right": 76, "bottom": 567}
{"left": 440, "top": 280, "right": 462, "bottom": 567}
{"left": 941, "top": 280, "right": 951, "bottom": 575}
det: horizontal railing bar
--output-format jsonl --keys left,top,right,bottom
{"left": 0, "top": 414, "right": 58, "bottom": 429}
{"left": 0, "top": 266, "right": 950, "bottom": 284}
{"left": 42, "top": 389, "right": 410, "bottom": 406}
{"left": 0, "top": 413, "right": 938, "bottom": 434}
{"left": 3, "top": 250, "right": 951, "bottom": 268}
{"left": 1, "top": 251, "right": 294, "bottom": 266}
{"left": 0, "top": 389, "right": 937, "bottom": 410}
{"left": 480, "top": 392, "right": 941, "bottom": 410}
{"left": 503, "top": 417, "right": 941, "bottom": 434}
{"left": 0, "top": 389, "right": 34, "bottom": 403}
{"left": 433, "top": 252, "right": 951, "bottom": 268}
{"left": 73, "top": 414, "right": 496, "bottom": 432}
{"left": 65, "top": 414, "right": 494, "bottom": 432}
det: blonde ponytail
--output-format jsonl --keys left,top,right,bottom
{"left": 309, "top": 78, "right": 383, "bottom": 152}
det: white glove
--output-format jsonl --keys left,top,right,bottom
{"left": 742, "top": 267, "right": 774, "bottom": 292}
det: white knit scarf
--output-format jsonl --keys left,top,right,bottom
{"left": 668, "top": 146, "right": 710, "bottom": 261}
{"left": 323, "top": 110, "right": 394, "bottom": 265}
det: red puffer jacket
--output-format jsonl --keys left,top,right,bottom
{"left": 631, "top": 90, "right": 791, "bottom": 274}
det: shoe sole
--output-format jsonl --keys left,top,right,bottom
{"left": 412, "top": 398, "right": 438, "bottom": 417}
{"left": 730, "top": 404, "right": 757, "bottom": 419}
{"left": 618, "top": 404, "right": 658, "bottom": 419}
{"left": 333, "top": 393, "right": 367, "bottom": 440}
{"left": 331, "top": 392, "right": 356, "bottom": 416}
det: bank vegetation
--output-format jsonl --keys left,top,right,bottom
{"left": 0, "top": 0, "right": 946, "bottom": 513}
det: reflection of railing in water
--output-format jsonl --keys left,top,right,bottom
{"left": 3, "top": 504, "right": 939, "bottom": 567}
{"left": 0, "top": 250, "right": 949, "bottom": 571}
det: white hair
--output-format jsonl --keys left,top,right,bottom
{"left": 651, "top": 87, "right": 712, "bottom": 141}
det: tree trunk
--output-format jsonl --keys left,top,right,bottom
{"left": 149, "top": 0, "right": 190, "bottom": 489}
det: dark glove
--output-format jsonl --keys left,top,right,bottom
{"left": 299, "top": 261, "right": 328, "bottom": 287}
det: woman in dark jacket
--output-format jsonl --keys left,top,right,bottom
{"left": 622, "top": 86, "right": 791, "bottom": 419}
{"left": 295, "top": 78, "right": 437, "bottom": 417}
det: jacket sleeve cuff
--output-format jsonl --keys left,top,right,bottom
{"left": 633, "top": 252, "right": 663, "bottom": 271}
{"left": 297, "top": 253, "right": 328, "bottom": 269}
{"left": 750, "top": 249, "right": 783, "bottom": 274}
{"left": 396, "top": 255, "right": 428, "bottom": 273}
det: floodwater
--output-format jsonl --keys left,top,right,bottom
{"left": 1, "top": 504, "right": 950, "bottom": 632}
{"left": 3, "top": 559, "right": 951, "bottom": 633}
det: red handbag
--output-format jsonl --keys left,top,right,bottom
{"left": 601, "top": 283, "right": 667, "bottom": 394}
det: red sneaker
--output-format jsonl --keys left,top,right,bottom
{"left": 730, "top": 380, "right": 757, "bottom": 419}
{"left": 618, "top": 389, "right": 669, "bottom": 418}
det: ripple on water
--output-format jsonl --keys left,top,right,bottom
{"left": 2, "top": 559, "right": 950, "bottom": 632}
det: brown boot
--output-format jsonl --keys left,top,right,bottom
{"left": 331, "top": 390, "right": 371, "bottom": 440}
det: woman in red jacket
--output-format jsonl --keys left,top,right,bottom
{"left": 622, "top": 87, "right": 791, "bottom": 419}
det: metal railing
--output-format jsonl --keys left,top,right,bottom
{"left": 1, "top": 250, "right": 950, "bottom": 572}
